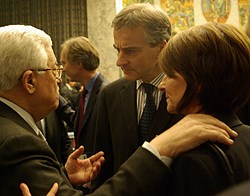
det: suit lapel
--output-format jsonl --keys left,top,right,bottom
{"left": 147, "top": 93, "right": 183, "bottom": 140}
{"left": 83, "top": 74, "right": 107, "bottom": 125}
{"left": 83, "top": 88, "right": 97, "bottom": 125}
{"left": 120, "top": 81, "right": 139, "bottom": 144}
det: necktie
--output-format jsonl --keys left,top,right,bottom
{"left": 139, "top": 83, "right": 156, "bottom": 143}
{"left": 75, "top": 88, "right": 87, "bottom": 148}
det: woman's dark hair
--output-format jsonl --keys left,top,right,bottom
{"left": 158, "top": 22, "right": 250, "bottom": 114}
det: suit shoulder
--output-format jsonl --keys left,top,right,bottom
{"left": 97, "top": 73, "right": 109, "bottom": 83}
{"left": 93, "top": 74, "right": 109, "bottom": 92}
{"left": 102, "top": 78, "right": 134, "bottom": 92}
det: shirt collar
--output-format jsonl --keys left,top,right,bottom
{"left": 136, "top": 73, "right": 165, "bottom": 90}
{"left": 85, "top": 72, "right": 100, "bottom": 93}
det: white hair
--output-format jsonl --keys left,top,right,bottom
{"left": 0, "top": 25, "right": 52, "bottom": 90}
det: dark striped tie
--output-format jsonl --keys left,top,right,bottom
{"left": 139, "top": 83, "right": 156, "bottom": 144}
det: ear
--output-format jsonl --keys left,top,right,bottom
{"left": 156, "top": 40, "right": 167, "bottom": 56}
{"left": 21, "top": 70, "right": 36, "bottom": 94}
{"left": 159, "top": 40, "right": 167, "bottom": 50}
{"left": 77, "top": 62, "right": 83, "bottom": 69}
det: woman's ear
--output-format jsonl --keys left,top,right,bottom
{"left": 21, "top": 70, "right": 36, "bottom": 94}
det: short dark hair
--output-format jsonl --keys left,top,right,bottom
{"left": 158, "top": 22, "right": 250, "bottom": 114}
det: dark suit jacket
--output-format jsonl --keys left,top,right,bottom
{"left": 93, "top": 78, "right": 183, "bottom": 189}
{"left": 74, "top": 73, "right": 108, "bottom": 154}
{"left": 60, "top": 84, "right": 80, "bottom": 110}
{"left": 0, "top": 101, "right": 171, "bottom": 196}
{"left": 44, "top": 109, "right": 73, "bottom": 165}
{"left": 216, "top": 180, "right": 250, "bottom": 196}
{"left": 236, "top": 99, "right": 250, "bottom": 126}
{"left": 167, "top": 114, "right": 250, "bottom": 196}
{"left": 56, "top": 94, "right": 76, "bottom": 130}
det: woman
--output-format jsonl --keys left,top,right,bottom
{"left": 158, "top": 22, "right": 250, "bottom": 195}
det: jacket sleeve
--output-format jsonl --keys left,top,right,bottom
{"left": 91, "top": 147, "right": 172, "bottom": 196}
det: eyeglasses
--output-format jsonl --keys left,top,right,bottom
{"left": 33, "top": 65, "right": 64, "bottom": 79}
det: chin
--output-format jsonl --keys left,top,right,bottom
{"left": 124, "top": 75, "right": 136, "bottom": 81}
{"left": 51, "top": 99, "right": 59, "bottom": 111}
{"left": 55, "top": 100, "right": 59, "bottom": 108}
{"left": 167, "top": 106, "right": 177, "bottom": 114}
{"left": 124, "top": 73, "right": 140, "bottom": 81}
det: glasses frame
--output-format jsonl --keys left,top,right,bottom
{"left": 33, "top": 65, "right": 64, "bottom": 79}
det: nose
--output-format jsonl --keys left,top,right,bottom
{"left": 116, "top": 52, "right": 128, "bottom": 67}
{"left": 158, "top": 76, "right": 167, "bottom": 92}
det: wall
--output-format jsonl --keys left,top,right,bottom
{"left": 87, "top": 0, "right": 122, "bottom": 82}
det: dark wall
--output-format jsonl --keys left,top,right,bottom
{"left": 0, "top": 0, "right": 87, "bottom": 64}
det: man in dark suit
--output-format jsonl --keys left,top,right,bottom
{"left": 60, "top": 36, "right": 108, "bottom": 155}
{"left": 93, "top": 3, "right": 183, "bottom": 189}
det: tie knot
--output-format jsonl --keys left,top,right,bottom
{"left": 141, "top": 83, "right": 154, "bottom": 95}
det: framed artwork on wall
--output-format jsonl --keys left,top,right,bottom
{"left": 122, "top": 0, "right": 249, "bottom": 31}
{"left": 123, "top": 0, "right": 154, "bottom": 7}
{"left": 201, "top": 0, "right": 231, "bottom": 23}
{"left": 160, "top": 0, "right": 194, "bottom": 34}
{"left": 239, "top": 0, "right": 249, "bottom": 28}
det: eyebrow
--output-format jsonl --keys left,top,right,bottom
{"left": 113, "top": 44, "right": 141, "bottom": 50}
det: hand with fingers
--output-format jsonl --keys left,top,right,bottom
{"left": 20, "top": 183, "right": 58, "bottom": 196}
{"left": 65, "top": 146, "right": 105, "bottom": 185}
{"left": 150, "top": 113, "right": 237, "bottom": 158}
{"left": 19, "top": 146, "right": 104, "bottom": 196}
